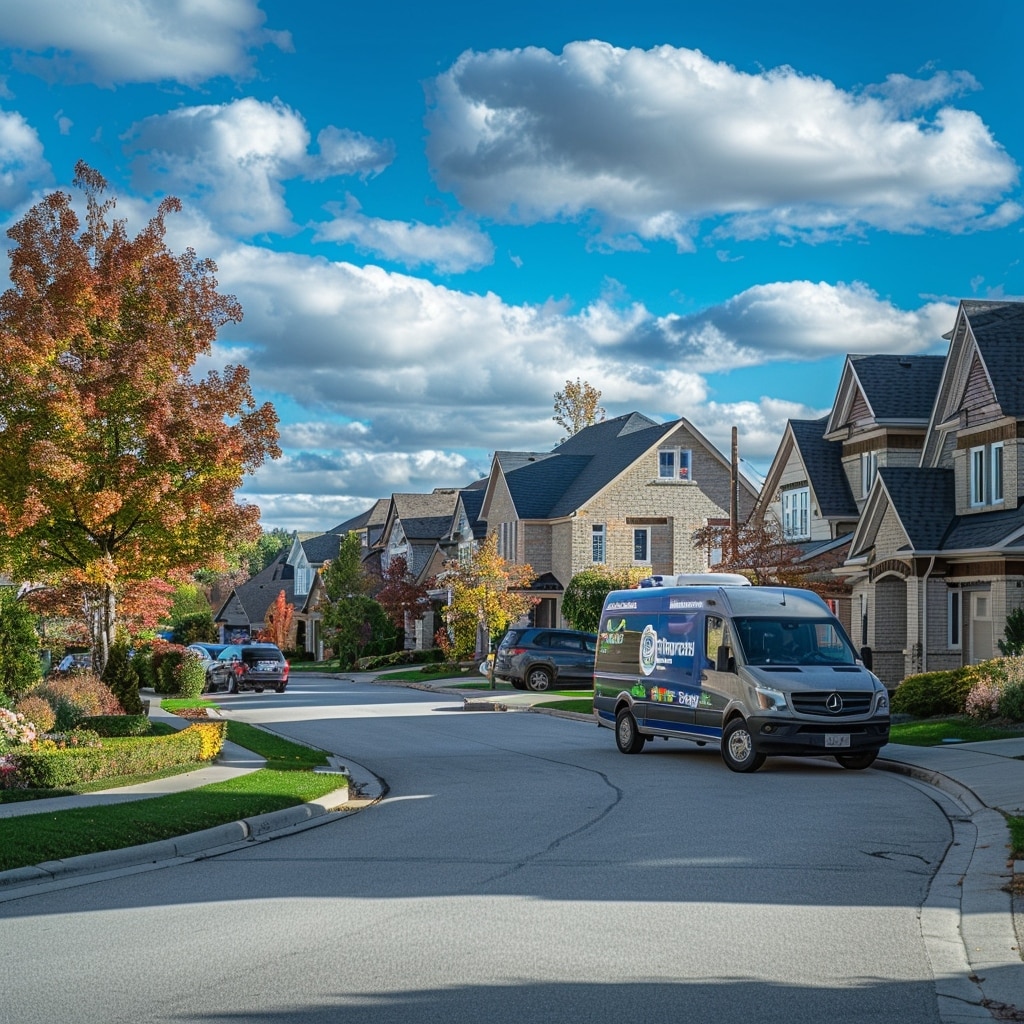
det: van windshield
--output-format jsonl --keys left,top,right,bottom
{"left": 734, "top": 617, "right": 856, "bottom": 666}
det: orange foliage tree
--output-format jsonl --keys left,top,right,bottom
{"left": 258, "top": 590, "right": 294, "bottom": 649}
{"left": 0, "top": 163, "right": 280, "bottom": 670}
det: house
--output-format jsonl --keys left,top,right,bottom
{"left": 375, "top": 487, "right": 488, "bottom": 647}
{"left": 751, "top": 414, "right": 858, "bottom": 628}
{"left": 213, "top": 532, "right": 341, "bottom": 656}
{"left": 479, "top": 412, "right": 758, "bottom": 627}
{"left": 841, "top": 301, "right": 1024, "bottom": 687}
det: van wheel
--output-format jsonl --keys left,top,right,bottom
{"left": 525, "top": 667, "right": 553, "bottom": 691}
{"left": 615, "top": 709, "right": 646, "bottom": 754}
{"left": 721, "top": 718, "right": 766, "bottom": 773}
{"left": 835, "top": 751, "right": 877, "bottom": 770}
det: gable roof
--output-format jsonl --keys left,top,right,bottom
{"left": 876, "top": 467, "right": 956, "bottom": 551}
{"left": 789, "top": 416, "right": 857, "bottom": 519}
{"left": 330, "top": 498, "right": 390, "bottom": 536}
{"left": 960, "top": 300, "right": 1024, "bottom": 417}
{"left": 299, "top": 532, "right": 343, "bottom": 565}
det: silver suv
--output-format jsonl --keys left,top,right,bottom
{"left": 494, "top": 628, "right": 598, "bottom": 691}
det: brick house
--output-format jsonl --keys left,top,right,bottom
{"left": 479, "top": 412, "right": 758, "bottom": 627}
{"left": 840, "top": 301, "right": 1024, "bottom": 687}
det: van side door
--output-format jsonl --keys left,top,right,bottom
{"left": 696, "top": 614, "right": 738, "bottom": 736}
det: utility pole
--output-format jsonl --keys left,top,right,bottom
{"left": 730, "top": 426, "right": 739, "bottom": 561}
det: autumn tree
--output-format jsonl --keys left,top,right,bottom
{"left": 0, "top": 163, "right": 280, "bottom": 672}
{"left": 441, "top": 534, "right": 537, "bottom": 662}
{"left": 553, "top": 378, "right": 606, "bottom": 441}
{"left": 692, "top": 517, "right": 848, "bottom": 600}
{"left": 376, "top": 555, "right": 428, "bottom": 631}
{"left": 258, "top": 590, "right": 294, "bottom": 649}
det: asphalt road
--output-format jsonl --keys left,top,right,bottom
{"left": 2, "top": 675, "right": 956, "bottom": 1024}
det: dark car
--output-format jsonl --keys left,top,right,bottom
{"left": 186, "top": 643, "right": 229, "bottom": 690}
{"left": 207, "top": 643, "right": 290, "bottom": 694}
{"left": 493, "top": 627, "right": 598, "bottom": 691}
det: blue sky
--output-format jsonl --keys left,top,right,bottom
{"left": 0, "top": 0, "right": 1021, "bottom": 532}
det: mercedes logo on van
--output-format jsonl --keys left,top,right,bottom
{"left": 825, "top": 692, "right": 844, "bottom": 714}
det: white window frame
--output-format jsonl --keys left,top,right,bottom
{"left": 781, "top": 486, "right": 810, "bottom": 541}
{"left": 970, "top": 446, "right": 986, "bottom": 506}
{"left": 632, "top": 527, "right": 651, "bottom": 564}
{"left": 948, "top": 590, "right": 962, "bottom": 650}
{"left": 592, "top": 523, "right": 606, "bottom": 564}
{"left": 861, "top": 450, "right": 878, "bottom": 498}
{"left": 991, "top": 442, "right": 1004, "bottom": 504}
{"left": 657, "top": 447, "right": 693, "bottom": 481}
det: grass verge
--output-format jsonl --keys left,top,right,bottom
{"left": 888, "top": 718, "right": 1024, "bottom": 746}
{"left": 536, "top": 698, "right": 593, "bottom": 714}
{"left": 0, "top": 721, "right": 343, "bottom": 874}
{"left": 1008, "top": 817, "right": 1024, "bottom": 862}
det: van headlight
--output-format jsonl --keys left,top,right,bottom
{"left": 755, "top": 685, "right": 787, "bottom": 711}
{"left": 876, "top": 691, "right": 889, "bottom": 712}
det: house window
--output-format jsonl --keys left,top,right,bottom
{"left": 970, "top": 446, "right": 986, "bottom": 506}
{"left": 633, "top": 527, "right": 651, "bottom": 563}
{"left": 861, "top": 450, "right": 878, "bottom": 498}
{"left": 969, "top": 442, "right": 1005, "bottom": 507}
{"left": 658, "top": 447, "right": 693, "bottom": 481}
{"left": 592, "top": 524, "right": 606, "bottom": 564}
{"left": 991, "top": 443, "right": 1004, "bottom": 504}
{"left": 499, "top": 521, "right": 518, "bottom": 560}
{"left": 781, "top": 487, "right": 810, "bottom": 541}
{"left": 948, "top": 590, "right": 962, "bottom": 650}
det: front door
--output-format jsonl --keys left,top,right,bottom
{"left": 970, "top": 590, "right": 993, "bottom": 663}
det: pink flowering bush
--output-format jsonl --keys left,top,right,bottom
{"left": 965, "top": 679, "right": 1002, "bottom": 720}
{"left": 0, "top": 707, "right": 37, "bottom": 750}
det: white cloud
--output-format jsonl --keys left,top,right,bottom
{"left": 0, "top": 0, "right": 291, "bottom": 87}
{"left": 0, "top": 108, "right": 51, "bottom": 208}
{"left": 314, "top": 194, "right": 494, "bottom": 273}
{"left": 124, "top": 98, "right": 393, "bottom": 236}
{"left": 425, "top": 41, "right": 1020, "bottom": 246}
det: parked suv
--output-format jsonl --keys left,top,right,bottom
{"left": 493, "top": 628, "right": 598, "bottom": 691}
{"left": 207, "top": 643, "right": 290, "bottom": 694}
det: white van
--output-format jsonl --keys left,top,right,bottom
{"left": 593, "top": 579, "right": 890, "bottom": 773}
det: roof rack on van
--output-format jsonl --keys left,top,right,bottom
{"left": 637, "top": 573, "right": 752, "bottom": 588}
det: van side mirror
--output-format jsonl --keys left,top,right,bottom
{"left": 860, "top": 646, "right": 873, "bottom": 670}
{"left": 715, "top": 645, "right": 735, "bottom": 673}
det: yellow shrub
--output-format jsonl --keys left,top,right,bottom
{"left": 188, "top": 721, "right": 226, "bottom": 761}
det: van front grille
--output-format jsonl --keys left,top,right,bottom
{"left": 790, "top": 691, "right": 874, "bottom": 717}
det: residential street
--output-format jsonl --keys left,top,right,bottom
{"left": 2, "top": 675, "right": 961, "bottom": 1023}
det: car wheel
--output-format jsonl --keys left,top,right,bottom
{"left": 615, "top": 708, "right": 646, "bottom": 754}
{"left": 510, "top": 679, "right": 527, "bottom": 690}
{"left": 525, "top": 666, "right": 553, "bottom": 691}
{"left": 275, "top": 683, "right": 287, "bottom": 693}
{"left": 227, "top": 678, "right": 239, "bottom": 694}
{"left": 835, "top": 751, "right": 877, "bottom": 770}
{"left": 721, "top": 717, "right": 766, "bottom": 773}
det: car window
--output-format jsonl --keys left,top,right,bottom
{"left": 500, "top": 630, "right": 524, "bottom": 648}
{"left": 242, "top": 648, "right": 284, "bottom": 666}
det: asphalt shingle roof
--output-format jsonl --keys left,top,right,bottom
{"left": 941, "top": 499, "right": 1024, "bottom": 551}
{"left": 961, "top": 300, "right": 1024, "bottom": 417}
{"left": 850, "top": 354, "right": 945, "bottom": 421}
{"left": 299, "top": 533, "right": 343, "bottom": 565}
{"left": 789, "top": 416, "right": 857, "bottom": 519}
{"left": 878, "top": 467, "right": 955, "bottom": 551}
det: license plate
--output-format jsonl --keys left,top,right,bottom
{"left": 256, "top": 662, "right": 277, "bottom": 671}
{"left": 825, "top": 734, "right": 851, "bottom": 748}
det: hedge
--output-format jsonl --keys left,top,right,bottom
{"left": 7, "top": 721, "right": 226, "bottom": 789}
{"left": 357, "top": 648, "right": 444, "bottom": 671}
{"left": 891, "top": 659, "right": 1006, "bottom": 717}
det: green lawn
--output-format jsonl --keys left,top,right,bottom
{"left": 0, "top": 719, "right": 345, "bottom": 874}
{"left": 888, "top": 718, "right": 1024, "bottom": 746}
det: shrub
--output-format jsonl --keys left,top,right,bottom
{"left": 0, "top": 588, "right": 42, "bottom": 700}
{"left": 175, "top": 651, "right": 206, "bottom": 698}
{"left": 891, "top": 670, "right": 970, "bottom": 717}
{"left": 999, "top": 607, "right": 1024, "bottom": 656}
{"left": 132, "top": 646, "right": 157, "bottom": 690}
{"left": 7, "top": 720, "right": 225, "bottom": 788}
{"left": 101, "top": 639, "right": 144, "bottom": 715}
{"left": 170, "top": 610, "right": 217, "bottom": 646}
{"left": 13, "top": 694, "right": 55, "bottom": 733}
{"left": 0, "top": 707, "right": 37, "bottom": 751}
{"left": 998, "top": 681, "right": 1024, "bottom": 723}
{"left": 32, "top": 673, "right": 124, "bottom": 731}
{"left": 965, "top": 679, "right": 1002, "bottom": 720}
{"left": 155, "top": 643, "right": 188, "bottom": 694}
